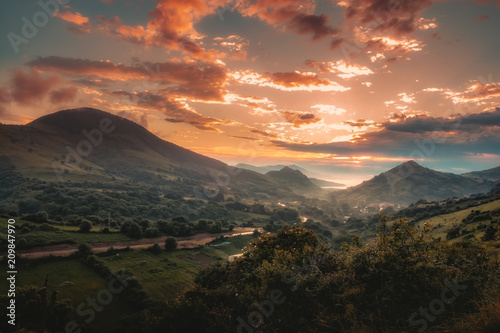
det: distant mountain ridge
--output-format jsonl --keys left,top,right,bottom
{"left": 265, "top": 166, "right": 319, "bottom": 193}
{"left": 235, "top": 163, "right": 308, "bottom": 175}
{"left": 462, "top": 165, "right": 500, "bottom": 182}
{"left": 335, "top": 160, "right": 496, "bottom": 206}
{"left": 236, "top": 163, "right": 345, "bottom": 187}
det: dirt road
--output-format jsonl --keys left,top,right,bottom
{"left": 16, "top": 228, "right": 255, "bottom": 259}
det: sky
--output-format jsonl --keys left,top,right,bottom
{"left": 0, "top": 0, "right": 499, "bottom": 185}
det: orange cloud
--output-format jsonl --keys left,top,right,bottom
{"left": 50, "top": 86, "right": 79, "bottom": 104}
{"left": 235, "top": 0, "right": 337, "bottom": 40}
{"left": 305, "top": 59, "right": 374, "bottom": 79}
{"left": 423, "top": 81, "right": 500, "bottom": 105}
{"left": 96, "top": 0, "right": 233, "bottom": 59}
{"left": 28, "top": 56, "right": 229, "bottom": 102}
{"left": 231, "top": 70, "right": 350, "bottom": 92}
{"left": 282, "top": 110, "right": 321, "bottom": 128}
{"left": 55, "top": 11, "right": 89, "bottom": 25}
{"left": 54, "top": 10, "right": 91, "bottom": 34}
{"left": 214, "top": 35, "right": 250, "bottom": 61}
{"left": 10, "top": 69, "right": 60, "bottom": 105}
{"left": 341, "top": 0, "right": 435, "bottom": 36}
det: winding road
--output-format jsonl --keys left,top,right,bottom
{"left": 14, "top": 227, "right": 256, "bottom": 259}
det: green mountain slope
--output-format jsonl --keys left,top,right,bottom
{"left": 335, "top": 160, "right": 495, "bottom": 206}
{"left": 0, "top": 108, "right": 299, "bottom": 201}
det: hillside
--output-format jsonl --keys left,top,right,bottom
{"left": 0, "top": 108, "right": 304, "bottom": 202}
{"left": 462, "top": 165, "right": 500, "bottom": 182}
{"left": 335, "top": 160, "right": 495, "bottom": 206}
{"left": 235, "top": 163, "right": 308, "bottom": 174}
{"left": 265, "top": 166, "right": 320, "bottom": 194}
{"left": 238, "top": 163, "right": 345, "bottom": 188}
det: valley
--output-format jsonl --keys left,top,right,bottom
{"left": 0, "top": 108, "right": 499, "bottom": 333}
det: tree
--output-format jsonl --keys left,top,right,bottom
{"left": 165, "top": 237, "right": 177, "bottom": 251}
{"left": 76, "top": 243, "right": 93, "bottom": 257}
{"left": 121, "top": 221, "right": 143, "bottom": 238}
{"left": 481, "top": 225, "right": 498, "bottom": 241}
{"left": 208, "top": 221, "right": 222, "bottom": 234}
{"left": 147, "top": 243, "right": 162, "bottom": 255}
{"left": 144, "top": 227, "right": 160, "bottom": 238}
{"left": 79, "top": 220, "right": 92, "bottom": 233}
{"left": 146, "top": 221, "right": 494, "bottom": 333}
{"left": 36, "top": 211, "right": 49, "bottom": 223}
{"left": 127, "top": 222, "right": 143, "bottom": 239}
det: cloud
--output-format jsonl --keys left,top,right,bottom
{"left": 54, "top": 10, "right": 91, "bottom": 34}
{"left": 116, "top": 110, "right": 149, "bottom": 129}
{"left": 455, "top": 82, "right": 500, "bottom": 103}
{"left": 10, "top": 69, "right": 60, "bottom": 105}
{"left": 423, "top": 81, "right": 500, "bottom": 104}
{"left": 231, "top": 70, "right": 350, "bottom": 92}
{"left": 287, "top": 13, "right": 338, "bottom": 40}
{"left": 55, "top": 10, "right": 89, "bottom": 25}
{"left": 235, "top": 0, "right": 338, "bottom": 41}
{"left": 213, "top": 35, "right": 249, "bottom": 61}
{"left": 363, "top": 35, "right": 423, "bottom": 56}
{"left": 224, "top": 94, "right": 277, "bottom": 113}
{"left": 341, "top": 0, "right": 435, "bottom": 36}
{"left": 109, "top": 89, "right": 227, "bottom": 132}
{"left": 50, "top": 86, "right": 79, "bottom": 104}
{"left": 282, "top": 111, "right": 321, "bottom": 128}
{"left": 345, "top": 119, "right": 377, "bottom": 128}
{"left": 272, "top": 108, "right": 500, "bottom": 158}
{"left": 311, "top": 104, "right": 347, "bottom": 115}
{"left": 28, "top": 56, "right": 229, "bottom": 102}
{"left": 95, "top": 0, "right": 232, "bottom": 59}
{"left": 475, "top": 0, "right": 500, "bottom": 6}
{"left": 398, "top": 92, "right": 416, "bottom": 103}
{"left": 162, "top": 99, "right": 225, "bottom": 132}
{"left": 330, "top": 1, "right": 433, "bottom": 61}
{"left": 305, "top": 59, "right": 374, "bottom": 79}
{"left": 96, "top": 15, "right": 121, "bottom": 26}
{"left": 0, "top": 87, "right": 11, "bottom": 116}
{"left": 0, "top": 87, "right": 11, "bottom": 105}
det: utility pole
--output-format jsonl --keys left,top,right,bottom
{"left": 108, "top": 212, "right": 111, "bottom": 229}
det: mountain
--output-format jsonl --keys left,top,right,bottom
{"left": 237, "top": 163, "right": 345, "bottom": 188}
{"left": 265, "top": 166, "right": 321, "bottom": 194}
{"left": 0, "top": 108, "right": 300, "bottom": 201}
{"left": 236, "top": 163, "right": 308, "bottom": 175}
{"left": 335, "top": 160, "right": 496, "bottom": 206}
{"left": 462, "top": 165, "right": 500, "bottom": 182}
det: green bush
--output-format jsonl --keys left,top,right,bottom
{"left": 164, "top": 237, "right": 177, "bottom": 251}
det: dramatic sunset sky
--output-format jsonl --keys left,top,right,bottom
{"left": 1, "top": 0, "right": 499, "bottom": 184}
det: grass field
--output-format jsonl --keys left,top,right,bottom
{"left": 415, "top": 199, "right": 500, "bottom": 240}
{"left": 0, "top": 258, "right": 134, "bottom": 332}
{"left": 100, "top": 235, "right": 254, "bottom": 300}
{"left": 0, "top": 217, "right": 132, "bottom": 249}
{"left": 0, "top": 234, "right": 253, "bottom": 332}
{"left": 414, "top": 199, "right": 500, "bottom": 261}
